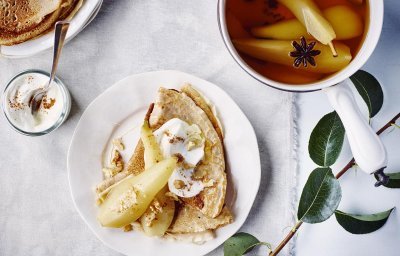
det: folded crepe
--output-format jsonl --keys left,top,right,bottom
{"left": 125, "top": 84, "right": 232, "bottom": 234}
{"left": 0, "top": 0, "right": 82, "bottom": 45}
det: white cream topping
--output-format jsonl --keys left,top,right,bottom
{"left": 153, "top": 118, "right": 205, "bottom": 198}
{"left": 3, "top": 73, "right": 64, "bottom": 133}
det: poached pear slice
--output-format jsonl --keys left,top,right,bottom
{"left": 139, "top": 113, "right": 176, "bottom": 236}
{"left": 277, "top": 0, "right": 337, "bottom": 55}
{"left": 141, "top": 106, "right": 164, "bottom": 168}
{"left": 140, "top": 186, "right": 176, "bottom": 236}
{"left": 252, "top": 5, "right": 363, "bottom": 40}
{"left": 233, "top": 39, "right": 352, "bottom": 73}
{"left": 98, "top": 157, "right": 177, "bottom": 228}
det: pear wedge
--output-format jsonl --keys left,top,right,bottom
{"left": 252, "top": 19, "right": 306, "bottom": 40}
{"left": 252, "top": 5, "right": 363, "bottom": 40}
{"left": 139, "top": 106, "right": 176, "bottom": 236}
{"left": 246, "top": 59, "right": 323, "bottom": 84}
{"left": 322, "top": 5, "right": 363, "bottom": 40}
{"left": 277, "top": 0, "right": 337, "bottom": 55}
{"left": 140, "top": 187, "right": 176, "bottom": 236}
{"left": 141, "top": 105, "right": 163, "bottom": 168}
{"left": 233, "top": 39, "right": 352, "bottom": 73}
{"left": 98, "top": 157, "right": 177, "bottom": 228}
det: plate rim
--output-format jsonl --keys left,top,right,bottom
{"left": 67, "top": 70, "right": 261, "bottom": 256}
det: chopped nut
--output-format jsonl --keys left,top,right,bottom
{"left": 111, "top": 150, "right": 124, "bottom": 171}
{"left": 123, "top": 224, "right": 133, "bottom": 232}
{"left": 182, "top": 160, "right": 195, "bottom": 170}
{"left": 102, "top": 167, "right": 120, "bottom": 179}
{"left": 173, "top": 153, "right": 184, "bottom": 163}
{"left": 174, "top": 180, "right": 185, "bottom": 189}
{"left": 112, "top": 138, "right": 125, "bottom": 151}
{"left": 193, "top": 168, "right": 207, "bottom": 180}
{"left": 186, "top": 124, "right": 205, "bottom": 150}
{"left": 113, "top": 186, "right": 138, "bottom": 213}
{"left": 143, "top": 198, "right": 165, "bottom": 227}
{"left": 131, "top": 222, "right": 143, "bottom": 232}
{"left": 152, "top": 199, "right": 163, "bottom": 213}
{"left": 102, "top": 149, "right": 124, "bottom": 179}
{"left": 143, "top": 211, "right": 157, "bottom": 227}
{"left": 186, "top": 141, "right": 196, "bottom": 151}
{"left": 203, "top": 179, "right": 215, "bottom": 187}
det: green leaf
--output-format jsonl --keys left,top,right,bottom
{"left": 223, "top": 232, "right": 270, "bottom": 256}
{"left": 308, "top": 111, "right": 345, "bottom": 167}
{"left": 350, "top": 70, "right": 384, "bottom": 118}
{"left": 335, "top": 208, "right": 394, "bottom": 234}
{"left": 374, "top": 172, "right": 400, "bottom": 188}
{"left": 298, "top": 167, "right": 342, "bottom": 223}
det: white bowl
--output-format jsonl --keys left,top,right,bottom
{"left": 217, "top": 0, "right": 384, "bottom": 92}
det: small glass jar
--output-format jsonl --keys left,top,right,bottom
{"left": 2, "top": 69, "right": 71, "bottom": 136}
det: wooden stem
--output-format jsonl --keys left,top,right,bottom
{"left": 328, "top": 42, "right": 338, "bottom": 57}
{"left": 268, "top": 113, "right": 400, "bottom": 256}
{"left": 269, "top": 221, "right": 303, "bottom": 256}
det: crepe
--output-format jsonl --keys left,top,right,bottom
{"left": 168, "top": 204, "right": 232, "bottom": 234}
{"left": 124, "top": 139, "right": 232, "bottom": 234}
{"left": 0, "top": 0, "right": 82, "bottom": 45}
{"left": 124, "top": 84, "right": 232, "bottom": 234}
{"left": 59, "top": 0, "right": 83, "bottom": 20}
{"left": 180, "top": 84, "right": 224, "bottom": 141}
{"left": 149, "top": 87, "right": 227, "bottom": 219}
{"left": 0, "top": 0, "right": 62, "bottom": 32}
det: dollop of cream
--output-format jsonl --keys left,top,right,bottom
{"left": 153, "top": 118, "right": 205, "bottom": 198}
{"left": 3, "top": 72, "right": 64, "bottom": 133}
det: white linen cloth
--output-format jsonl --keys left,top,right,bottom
{"left": 0, "top": 1, "right": 297, "bottom": 255}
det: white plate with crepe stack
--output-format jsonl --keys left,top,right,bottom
{"left": 0, "top": 0, "right": 102, "bottom": 58}
{"left": 68, "top": 70, "right": 261, "bottom": 256}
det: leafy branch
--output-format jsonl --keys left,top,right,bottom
{"left": 224, "top": 233, "right": 271, "bottom": 256}
{"left": 350, "top": 70, "right": 384, "bottom": 118}
{"left": 223, "top": 115, "right": 399, "bottom": 256}
{"left": 224, "top": 70, "right": 399, "bottom": 256}
{"left": 335, "top": 208, "right": 394, "bottom": 234}
{"left": 268, "top": 113, "right": 400, "bottom": 256}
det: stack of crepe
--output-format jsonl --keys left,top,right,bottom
{"left": 0, "top": 0, "right": 82, "bottom": 45}
{"left": 96, "top": 84, "right": 233, "bottom": 241}
{"left": 130, "top": 85, "right": 233, "bottom": 239}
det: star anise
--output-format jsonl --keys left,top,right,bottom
{"left": 290, "top": 37, "right": 321, "bottom": 68}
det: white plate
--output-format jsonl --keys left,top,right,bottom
{"left": 0, "top": 0, "right": 102, "bottom": 58}
{"left": 67, "top": 70, "right": 261, "bottom": 256}
{"left": 82, "top": 0, "right": 103, "bottom": 30}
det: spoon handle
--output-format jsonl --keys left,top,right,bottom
{"left": 47, "top": 21, "right": 70, "bottom": 89}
